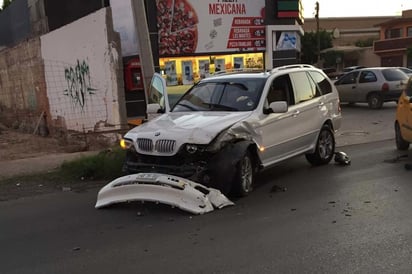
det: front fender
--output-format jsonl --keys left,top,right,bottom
{"left": 208, "top": 140, "right": 255, "bottom": 194}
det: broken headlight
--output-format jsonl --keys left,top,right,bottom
{"left": 120, "top": 138, "right": 133, "bottom": 150}
{"left": 207, "top": 130, "right": 236, "bottom": 153}
{"left": 185, "top": 144, "right": 206, "bottom": 154}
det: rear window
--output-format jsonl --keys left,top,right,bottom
{"left": 382, "top": 69, "right": 409, "bottom": 81}
{"left": 308, "top": 71, "right": 332, "bottom": 94}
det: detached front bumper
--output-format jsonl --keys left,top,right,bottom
{"left": 95, "top": 173, "right": 234, "bottom": 214}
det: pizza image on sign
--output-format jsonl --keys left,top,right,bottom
{"left": 156, "top": 0, "right": 199, "bottom": 56}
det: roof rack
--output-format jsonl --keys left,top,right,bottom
{"left": 213, "top": 68, "right": 266, "bottom": 76}
{"left": 270, "top": 64, "right": 316, "bottom": 73}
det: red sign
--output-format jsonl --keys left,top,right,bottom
{"left": 227, "top": 17, "right": 266, "bottom": 50}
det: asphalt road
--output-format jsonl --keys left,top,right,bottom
{"left": 1, "top": 102, "right": 412, "bottom": 274}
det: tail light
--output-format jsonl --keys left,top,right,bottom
{"left": 381, "top": 83, "right": 389, "bottom": 92}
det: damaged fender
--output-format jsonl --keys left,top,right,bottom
{"left": 95, "top": 173, "right": 234, "bottom": 214}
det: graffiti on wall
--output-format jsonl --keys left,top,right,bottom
{"left": 64, "top": 59, "right": 97, "bottom": 108}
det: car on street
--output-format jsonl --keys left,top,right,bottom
{"left": 397, "top": 67, "right": 412, "bottom": 77}
{"left": 120, "top": 65, "right": 342, "bottom": 196}
{"left": 334, "top": 67, "right": 409, "bottom": 109}
{"left": 395, "top": 76, "right": 412, "bottom": 150}
{"left": 343, "top": 66, "right": 366, "bottom": 73}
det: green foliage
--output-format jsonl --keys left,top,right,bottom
{"left": 60, "top": 147, "right": 126, "bottom": 180}
{"left": 2, "top": 0, "right": 12, "bottom": 10}
{"left": 301, "top": 30, "right": 333, "bottom": 64}
{"left": 355, "top": 38, "right": 376, "bottom": 47}
{"left": 322, "top": 50, "right": 343, "bottom": 67}
{"left": 407, "top": 46, "right": 412, "bottom": 58}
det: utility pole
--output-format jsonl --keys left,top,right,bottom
{"left": 315, "top": 1, "right": 320, "bottom": 65}
{"left": 130, "top": 0, "right": 155, "bottom": 97}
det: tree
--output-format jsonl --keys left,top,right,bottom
{"left": 301, "top": 30, "right": 333, "bottom": 65}
{"left": 355, "top": 38, "right": 376, "bottom": 47}
{"left": 2, "top": 0, "right": 12, "bottom": 11}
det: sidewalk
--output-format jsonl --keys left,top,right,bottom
{"left": 0, "top": 151, "right": 100, "bottom": 180}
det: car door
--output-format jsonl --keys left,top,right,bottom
{"left": 146, "top": 73, "right": 170, "bottom": 120}
{"left": 288, "top": 71, "right": 325, "bottom": 150}
{"left": 357, "top": 70, "right": 379, "bottom": 101}
{"left": 334, "top": 71, "right": 360, "bottom": 102}
{"left": 258, "top": 72, "right": 321, "bottom": 166}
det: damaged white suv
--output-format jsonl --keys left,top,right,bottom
{"left": 121, "top": 65, "right": 342, "bottom": 196}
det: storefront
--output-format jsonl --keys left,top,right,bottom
{"left": 159, "top": 53, "right": 264, "bottom": 85}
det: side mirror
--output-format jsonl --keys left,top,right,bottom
{"left": 269, "top": 101, "right": 288, "bottom": 113}
{"left": 147, "top": 103, "right": 162, "bottom": 114}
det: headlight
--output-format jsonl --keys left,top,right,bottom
{"left": 186, "top": 144, "right": 198, "bottom": 154}
{"left": 207, "top": 130, "right": 236, "bottom": 153}
{"left": 120, "top": 138, "right": 133, "bottom": 150}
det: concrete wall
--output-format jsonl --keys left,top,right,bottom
{"left": 40, "top": 8, "right": 127, "bottom": 133}
{"left": 0, "top": 38, "right": 48, "bottom": 133}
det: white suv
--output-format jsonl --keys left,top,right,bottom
{"left": 121, "top": 65, "right": 342, "bottom": 196}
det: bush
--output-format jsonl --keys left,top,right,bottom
{"left": 60, "top": 148, "right": 126, "bottom": 180}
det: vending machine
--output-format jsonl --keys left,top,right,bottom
{"left": 123, "top": 56, "right": 147, "bottom": 125}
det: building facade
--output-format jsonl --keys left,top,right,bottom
{"left": 374, "top": 10, "right": 412, "bottom": 68}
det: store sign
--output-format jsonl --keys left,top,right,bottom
{"left": 276, "top": 31, "right": 300, "bottom": 51}
{"left": 156, "top": 0, "right": 266, "bottom": 56}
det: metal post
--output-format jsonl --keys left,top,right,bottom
{"left": 315, "top": 1, "right": 320, "bottom": 65}
{"left": 130, "top": 0, "right": 155, "bottom": 97}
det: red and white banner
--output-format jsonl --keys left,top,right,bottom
{"left": 156, "top": 0, "right": 266, "bottom": 56}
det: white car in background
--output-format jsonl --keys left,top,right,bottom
{"left": 120, "top": 65, "right": 342, "bottom": 197}
{"left": 334, "top": 67, "right": 409, "bottom": 109}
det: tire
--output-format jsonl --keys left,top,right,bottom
{"left": 231, "top": 151, "right": 254, "bottom": 197}
{"left": 367, "top": 93, "right": 383, "bottom": 109}
{"left": 306, "top": 125, "right": 335, "bottom": 166}
{"left": 395, "top": 122, "right": 410, "bottom": 150}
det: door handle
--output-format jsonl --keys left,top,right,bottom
{"left": 293, "top": 110, "right": 300, "bottom": 117}
{"left": 352, "top": 86, "right": 356, "bottom": 89}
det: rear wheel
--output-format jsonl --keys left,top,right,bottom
{"left": 395, "top": 122, "right": 410, "bottom": 150}
{"left": 306, "top": 125, "right": 335, "bottom": 166}
{"left": 367, "top": 93, "right": 383, "bottom": 109}
{"left": 232, "top": 151, "right": 254, "bottom": 197}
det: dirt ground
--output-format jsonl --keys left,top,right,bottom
{"left": 0, "top": 123, "right": 116, "bottom": 161}
{"left": 0, "top": 126, "right": 69, "bottom": 161}
{"left": 0, "top": 124, "right": 115, "bottom": 201}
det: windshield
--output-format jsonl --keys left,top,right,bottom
{"left": 172, "top": 78, "right": 265, "bottom": 112}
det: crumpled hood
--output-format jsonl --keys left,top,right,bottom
{"left": 125, "top": 111, "right": 252, "bottom": 144}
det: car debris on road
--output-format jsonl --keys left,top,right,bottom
{"left": 95, "top": 173, "right": 234, "bottom": 214}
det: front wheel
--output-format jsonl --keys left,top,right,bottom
{"left": 306, "top": 125, "right": 335, "bottom": 166}
{"left": 232, "top": 151, "right": 254, "bottom": 197}
{"left": 395, "top": 122, "right": 410, "bottom": 150}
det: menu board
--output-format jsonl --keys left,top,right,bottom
{"left": 155, "top": 0, "right": 265, "bottom": 56}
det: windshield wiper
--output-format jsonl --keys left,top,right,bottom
{"left": 175, "top": 102, "right": 197, "bottom": 111}
{"left": 202, "top": 102, "right": 238, "bottom": 111}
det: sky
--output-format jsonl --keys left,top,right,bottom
{"left": 302, "top": 0, "right": 412, "bottom": 18}
{"left": 1, "top": 0, "right": 412, "bottom": 18}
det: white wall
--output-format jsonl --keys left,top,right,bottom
{"left": 41, "top": 8, "right": 125, "bottom": 132}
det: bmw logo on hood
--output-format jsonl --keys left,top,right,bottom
{"left": 154, "top": 132, "right": 161, "bottom": 137}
